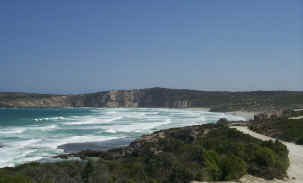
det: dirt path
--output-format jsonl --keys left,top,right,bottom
{"left": 231, "top": 126, "right": 303, "bottom": 183}
{"left": 289, "top": 116, "right": 303, "bottom": 120}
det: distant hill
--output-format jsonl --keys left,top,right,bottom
{"left": 1, "top": 87, "right": 303, "bottom": 112}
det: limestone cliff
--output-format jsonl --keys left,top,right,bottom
{"left": 1, "top": 88, "right": 303, "bottom": 111}
{"left": 0, "top": 93, "right": 72, "bottom": 107}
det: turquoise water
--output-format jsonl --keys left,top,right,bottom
{"left": 0, "top": 107, "right": 245, "bottom": 168}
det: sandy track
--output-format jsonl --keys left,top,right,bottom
{"left": 193, "top": 127, "right": 303, "bottom": 183}
{"left": 231, "top": 126, "right": 303, "bottom": 183}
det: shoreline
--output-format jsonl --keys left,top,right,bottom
{"left": 57, "top": 109, "right": 251, "bottom": 155}
{"left": 58, "top": 137, "right": 134, "bottom": 153}
{"left": 57, "top": 109, "right": 250, "bottom": 155}
{"left": 0, "top": 107, "right": 250, "bottom": 168}
{"left": 186, "top": 107, "right": 258, "bottom": 121}
{"left": 1, "top": 110, "right": 296, "bottom": 182}
{"left": 225, "top": 111, "right": 259, "bottom": 121}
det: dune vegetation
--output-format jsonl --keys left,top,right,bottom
{"left": 0, "top": 123, "right": 289, "bottom": 183}
{"left": 249, "top": 110, "right": 303, "bottom": 145}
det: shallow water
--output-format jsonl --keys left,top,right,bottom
{"left": 0, "top": 107, "right": 245, "bottom": 168}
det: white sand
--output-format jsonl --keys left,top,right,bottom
{"left": 192, "top": 175, "right": 289, "bottom": 183}
{"left": 186, "top": 107, "right": 210, "bottom": 112}
{"left": 187, "top": 108, "right": 257, "bottom": 120}
{"left": 289, "top": 116, "right": 303, "bottom": 120}
{"left": 226, "top": 111, "right": 258, "bottom": 120}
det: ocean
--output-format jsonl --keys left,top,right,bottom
{"left": 0, "top": 107, "right": 245, "bottom": 168}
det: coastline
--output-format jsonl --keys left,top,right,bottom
{"left": 53, "top": 122, "right": 290, "bottom": 182}
{"left": 57, "top": 108, "right": 251, "bottom": 155}
{"left": 0, "top": 109, "right": 296, "bottom": 182}
{"left": 186, "top": 107, "right": 257, "bottom": 121}
{"left": 58, "top": 137, "right": 135, "bottom": 153}
{"left": 185, "top": 107, "right": 210, "bottom": 112}
{"left": 225, "top": 111, "right": 259, "bottom": 121}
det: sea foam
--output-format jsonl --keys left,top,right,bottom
{"left": 0, "top": 107, "right": 245, "bottom": 168}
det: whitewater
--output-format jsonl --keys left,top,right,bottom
{"left": 0, "top": 107, "right": 245, "bottom": 168}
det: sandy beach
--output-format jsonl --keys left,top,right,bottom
{"left": 225, "top": 111, "right": 258, "bottom": 120}
{"left": 187, "top": 108, "right": 258, "bottom": 121}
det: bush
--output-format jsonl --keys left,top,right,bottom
{"left": 0, "top": 175, "right": 52, "bottom": 183}
{"left": 203, "top": 150, "right": 222, "bottom": 181}
{"left": 255, "top": 147, "right": 276, "bottom": 167}
{"left": 217, "top": 118, "right": 229, "bottom": 126}
{"left": 296, "top": 136, "right": 303, "bottom": 145}
{"left": 220, "top": 155, "right": 247, "bottom": 180}
{"left": 0, "top": 175, "right": 34, "bottom": 183}
{"left": 0, "top": 125, "right": 289, "bottom": 183}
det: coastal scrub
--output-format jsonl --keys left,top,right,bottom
{"left": 0, "top": 124, "right": 289, "bottom": 183}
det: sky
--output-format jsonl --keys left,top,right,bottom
{"left": 0, "top": 0, "right": 302, "bottom": 94}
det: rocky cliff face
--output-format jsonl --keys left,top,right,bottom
{"left": 172, "top": 100, "right": 191, "bottom": 108}
{"left": 67, "top": 90, "right": 145, "bottom": 108}
{"left": 1, "top": 88, "right": 303, "bottom": 111}
{"left": 104, "top": 90, "right": 143, "bottom": 107}
{"left": 67, "top": 88, "right": 192, "bottom": 108}
{"left": 0, "top": 89, "right": 193, "bottom": 108}
{"left": 0, "top": 93, "right": 72, "bottom": 107}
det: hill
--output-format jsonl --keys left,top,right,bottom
{"left": 1, "top": 88, "right": 303, "bottom": 112}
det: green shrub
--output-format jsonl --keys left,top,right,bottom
{"left": 0, "top": 125, "right": 289, "bottom": 183}
{"left": 255, "top": 147, "right": 276, "bottom": 167}
{"left": 0, "top": 175, "right": 34, "bottom": 183}
{"left": 203, "top": 150, "right": 222, "bottom": 181}
{"left": 220, "top": 155, "right": 247, "bottom": 180}
{"left": 296, "top": 136, "right": 303, "bottom": 145}
{"left": 81, "top": 161, "right": 94, "bottom": 183}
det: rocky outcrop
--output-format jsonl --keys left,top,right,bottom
{"left": 0, "top": 88, "right": 194, "bottom": 108}
{"left": 103, "top": 90, "right": 143, "bottom": 107}
{"left": 172, "top": 100, "right": 191, "bottom": 108}
{"left": 1, "top": 88, "right": 303, "bottom": 111}
{"left": 68, "top": 90, "right": 145, "bottom": 107}
{"left": 0, "top": 93, "right": 72, "bottom": 107}
{"left": 57, "top": 124, "right": 214, "bottom": 160}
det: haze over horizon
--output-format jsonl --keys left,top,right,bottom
{"left": 1, "top": 0, "right": 302, "bottom": 94}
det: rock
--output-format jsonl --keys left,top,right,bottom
{"left": 1, "top": 88, "right": 303, "bottom": 111}
{"left": 217, "top": 118, "right": 229, "bottom": 125}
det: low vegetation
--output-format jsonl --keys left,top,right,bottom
{"left": 0, "top": 124, "right": 289, "bottom": 183}
{"left": 1, "top": 88, "right": 303, "bottom": 111}
{"left": 249, "top": 110, "right": 303, "bottom": 145}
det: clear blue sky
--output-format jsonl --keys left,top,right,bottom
{"left": 0, "top": 0, "right": 302, "bottom": 94}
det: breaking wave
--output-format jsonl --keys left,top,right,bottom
{"left": 0, "top": 107, "right": 245, "bottom": 168}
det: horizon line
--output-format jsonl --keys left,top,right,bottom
{"left": 1, "top": 87, "right": 303, "bottom": 95}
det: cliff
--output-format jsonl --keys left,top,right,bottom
{"left": 0, "top": 93, "right": 70, "bottom": 107}
{"left": 1, "top": 88, "right": 303, "bottom": 112}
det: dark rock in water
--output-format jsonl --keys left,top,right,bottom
{"left": 216, "top": 118, "right": 229, "bottom": 125}
{"left": 57, "top": 137, "right": 134, "bottom": 154}
{"left": 56, "top": 125, "right": 211, "bottom": 160}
